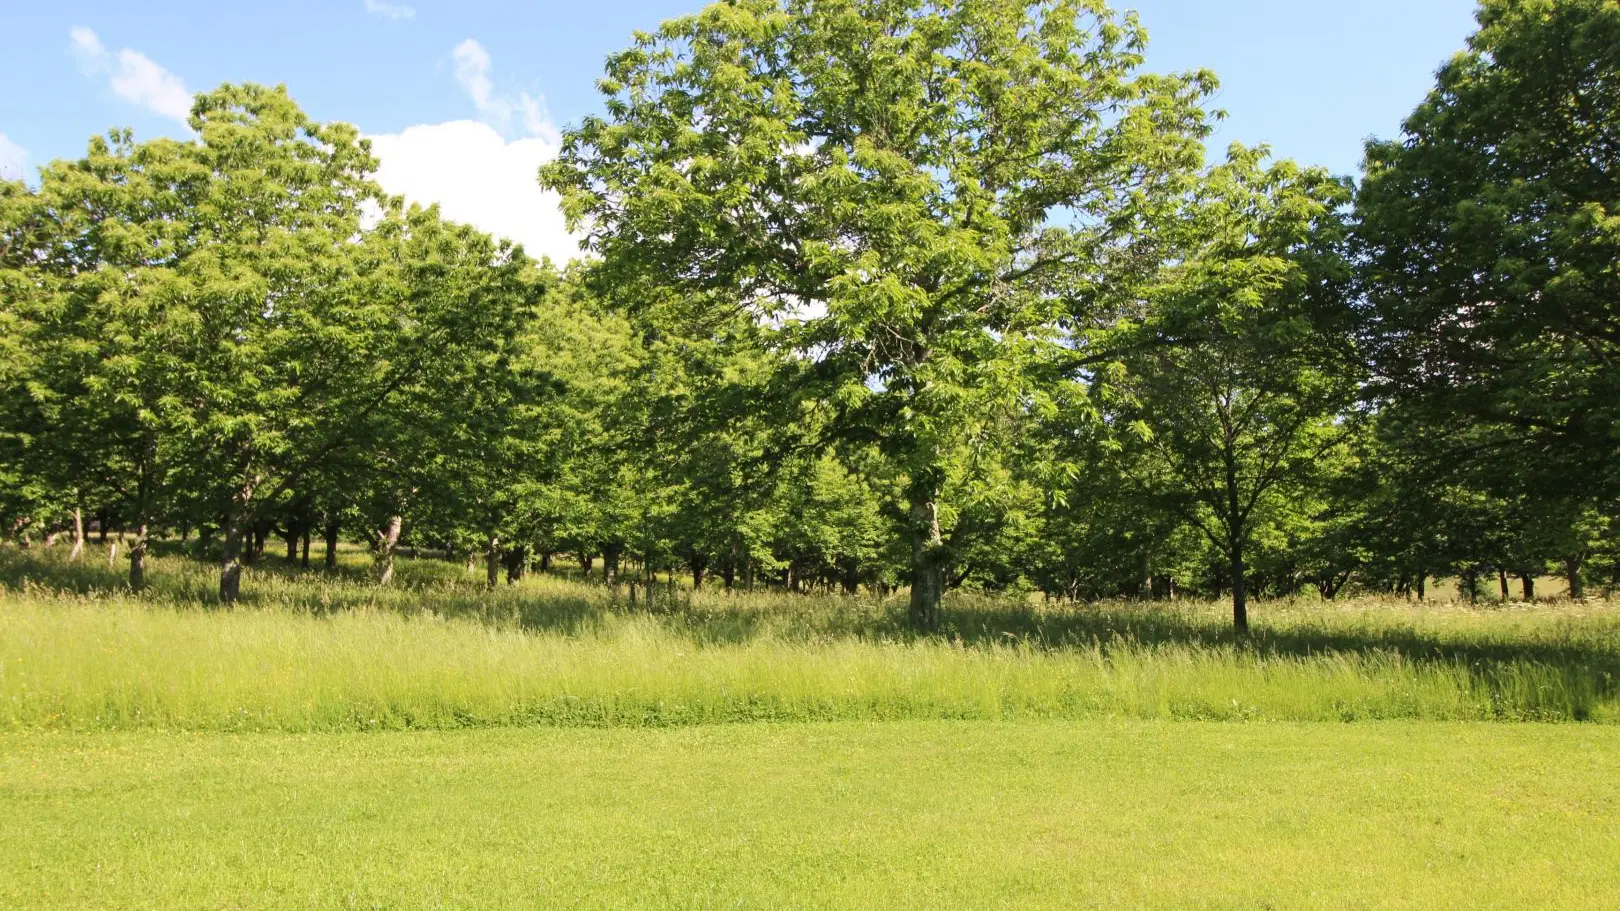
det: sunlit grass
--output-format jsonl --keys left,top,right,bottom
{"left": 4, "top": 721, "right": 1618, "bottom": 910}
{"left": 3, "top": 545, "right": 1616, "bottom": 730}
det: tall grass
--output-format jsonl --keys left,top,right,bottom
{"left": 2, "top": 545, "right": 1617, "bottom": 730}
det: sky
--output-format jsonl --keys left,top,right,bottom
{"left": 0, "top": 0, "right": 1482, "bottom": 264}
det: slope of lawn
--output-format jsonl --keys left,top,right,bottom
{"left": 3, "top": 720, "right": 1617, "bottom": 910}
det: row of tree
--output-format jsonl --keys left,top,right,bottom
{"left": 2, "top": 0, "right": 1616, "bottom": 631}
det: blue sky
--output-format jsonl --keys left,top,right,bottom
{"left": 0, "top": 0, "right": 1481, "bottom": 262}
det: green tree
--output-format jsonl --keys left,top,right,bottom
{"left": 1111, "top": 148, "right": 1353, "bottom": 632}
{"left": 1356, "top": 0, "right": 1620, "bottom": 526}
{"left": 541, "top": 0, "right": 1215, "bottom": 626}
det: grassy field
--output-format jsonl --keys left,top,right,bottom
{"left": 3, "top": 721, "right": 1617, "bottom": 910}
{"left": 3, "top": 547, "right": 1619, "bottom": 729}
{"left": 3, "top": 545, "right": 1618, "bottom": 908}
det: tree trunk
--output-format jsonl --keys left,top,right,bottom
{"left": 324, "top": 519, "right": 340, "bottom": 570}
{"left": 602, "top": 542, "right": 622, "bottom": 586}
{"left": 285, "top": 527, "right": 299, "bottom": 563}
{"left": 375, "top": 516, "right": 402, "bottom": 585}
{"left": 69, "top": 506, "right": 85, "bottom": 562}
{"left": 220, "top": 503, "right": 247, "bottom": 604}
{"left": 300, "top": 527, "right": 311, "bottom": 569}
{"left": 1519, "top": 573, "right": 1534, "bottom": 602}
{"left": 1221, "top": 439, "right": 1249, "bottom": 635}
{"left": 486, "top": 534, "right": 502, "bottom": 589}
{"left": 505, "top": 545, "right": 528, "bottom": 584}
{"left": 97, "top": 511, "right": 109, "bottom": 544}
{"left": 1497, "top": 569, "right": 1509, "bottom": 601}
{"left": 1565, "top": 555, "right": 1586, "bottom": 600}
{"left": 578, "top": 552, "right": 593, "bottom": 580}
{"left": 128, "top": 522, "right": 149, "bottom": 591}
{"left": 1230, "top": 546, "right": 1249, "bottom": 636}
{"left": 908, "top": 496, "right": 946, "bottom": 630}
{"left": 539, "top": 551, "right": 551, "bottom": 573}
{"left": 1416, "top": 572, "right": 1427, "bottom": 602}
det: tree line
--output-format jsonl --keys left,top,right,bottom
{"left": 2, "top": 0, "right": 1616, "bottom": 631}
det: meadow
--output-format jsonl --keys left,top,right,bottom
{"left": 3, "top": 544, "right": 1619, "bottom": 909}
{"left": 3, "top": 545, "right": 1619, "bottom": 731}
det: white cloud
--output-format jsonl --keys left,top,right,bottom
{"left": 363, "top": 0, "right": 416, "bottom": 21}
{"left": 368, "top": 120, "right": 581, "bottom": 264}
{"left": 451, "top": 39, "right": 558, "bottom": 144}
{"left": 364, "top": 39, "right": 579, "bottom": 262}
{"left": 69, "top": 26, "right": 193, "bottom": 123}
{"left": 0, "top": 133, "right": 27, "bottom": 181}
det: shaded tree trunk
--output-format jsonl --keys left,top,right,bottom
{"left": 1520, "top": 573, "right": 1534, "bottom": 602}
{"left": 300, "top": 527, "right": 311, "bottom": 569}
{"left": 1415, "top": 572, "right": 1427, "bottom": 602}
{"left": 486, "top": 534, "right": 502, "bottom": 589}
{"left": 324, "top": 518, "right": 340, "bottom": 570}
{"left": 1229, "top": 547, "right": 1249, "bottom": 636}
{"left": 539, "top": 551, "right": 551, "bottom": 573}
{"left": 220, "top": 497, "right": 249, "bottom": 604}
{"left": 578, "top": 551, "right": 593, "bottom": 580}
{"left": 1220, "top": 434, "right": 1249, "bottom": 635}
{"left": 840, "top": 560, "right": 859, "bottom": 596}
{"left": 1150, "top": 574, "right": 1174, "bottom": 602}
{"left": 908, "top": 495, "right": 945, "bottom": 630}
{"left": 602, "top": 541, "right": 623, "bottom": 586}
{"left": 1565, "top": 555, "right": 1586, "bottom": 600}
{"left": 505, "top": 545, "right": 528, "bottom": 584}
{"left": 1497, "top": 569, "right": 1510, "bottom": 601}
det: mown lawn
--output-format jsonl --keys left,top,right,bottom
{"left": 3, "top": 719, "right": 1617, "bottom": 910}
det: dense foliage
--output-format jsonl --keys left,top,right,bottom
{"left": 2, "top": 0, "right": 1617, "bottom": 630}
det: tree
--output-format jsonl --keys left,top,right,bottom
{"left": 541, "top": 0, "right": 1215, "bottom": 626}
{"left": 1356, "top": 0, "right": 1620, "bottom": 515}
{"left": 5, "top": 129, "right": 217, "bottom": 587}
{"left": 1111, "top": 148, "right": 1354, "bottom": 633}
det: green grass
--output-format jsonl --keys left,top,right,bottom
{"left": 3, "top": 720, "right": 1617, "bottom": 909}
{"left": 4, "top": 545, "right": 1618, "bottom": 907}
{"left": 3, "top": 545, "right": 1618, "bottom": 729}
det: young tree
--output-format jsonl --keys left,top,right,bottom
{"left": 1112, "top": 148, "right": 1354, "bottom": 633}
{"left": 541, "top": 0, "right": 1215, "bottom": 627}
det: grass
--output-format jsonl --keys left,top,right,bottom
{"left": 3, "top": 720, "right": 1618, "bottom": 909}
{"left": 4, "top": 544, "right": 1618, "bottom": 908}
{"left": 3, "top": 545, "right": 1618, "bottom": 729}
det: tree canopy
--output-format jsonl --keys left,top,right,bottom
{"left": 2, "top": 0, "right": 1618, "bottom": 625}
